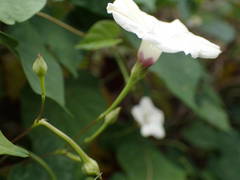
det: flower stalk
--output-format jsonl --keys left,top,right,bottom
{"left": 85, "top": 107, "right": 121, "bottom": 143}
{"left": 54, "top": 149, "right": 81, "bottom": 162}
{"left": 97, "top": 62, "right": 146, "bottom": 122}
{"left": 33, "top": 119, "right": 101, "bottom": 177}
{"left": 32, "top": 54, "right": 48, "bottom": 120}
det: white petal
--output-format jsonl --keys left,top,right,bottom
{"left": 107, "top": 0, "right": 221, "bottom": 59}
{"left": 140, "top": 97, "right": 164, "bottom": 118}
{"left": 140, "top": 96, "right": 155, "bottom": 111}
{"left": 144, "top": 19, "right": 221, "bottom": 59}
{"left": 107, "top": 0, "right": 157, "bottom": 39}
{"left": 141, "top": 123, "right": 165, "bottom": 139}
{"left": 131, "top": 104, "right": 145, "bottom": 126}
{"left": 132, "top": 96, "right": 165, "bottom": 139}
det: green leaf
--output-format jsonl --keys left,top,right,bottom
{"left": 9, "top": 156, "right": 85, "bottom": 180}
{"left": 110, "top": 173, "right": 127, "bottom": 180}
{"left": 151, "top": 53, "right": 230, "bottom": 131}
{"left": 184, "top": 122, "right": 240, "bottom": 180}
{"left": 0, "top": 31, "right": 18, "bottom": 53}
{"left": 182, "top": 121, "right": 221, "bottom": 150}
{"left": 9, "top": 71, "right": 106, "bottom": 179}
{"left": 177, "top": 0, "right": 193, "bottom": 19}
{"left": 30, "top": 17, "right": 83, "bottom": 77}
{"left": 117, "top": 141, "right": 187, "bottom": 180}
{"left": 0, "top": 0, "right": 46, "bottom": 25}
{"left": 0, "top": 131, "right": 29, "bottom": 158}
{"left": 8, "top": 19, "right": 65, "bottom": 107}
{"left": 23, "top": 71, "right": 106, "bottom": 153}
{"left": 76, "top": 20, "right": 122, "bottom": 50}
{"left": 135, "top": 0, "right": 157, "bottom": 12}
{"left": 199, "top": 15, "right": 236, "bottom": 44}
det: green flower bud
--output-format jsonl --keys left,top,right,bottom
{"left": 105, "top": 107, "right": 121, "bottom": 125}
{"left": 82, "top": 158, "right": 100, "bottom": 176}
{"left": 32, "top": 54, "right": 48, "bottom": 77}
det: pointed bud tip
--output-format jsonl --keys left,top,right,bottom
{"left": 105, "top": 107, "right": 121, "bottom": 124}
{"left": 32, "top": 54, "right": 48, "bottom": 77}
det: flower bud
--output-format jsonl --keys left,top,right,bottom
{"left": 105, "top": 107, "right": 121, "bottom": 125}
{"left": 137, "top": 40, "right": 162, "bottom": 67}
{"left": 82, "top": 158, "right": 100, "bottom": 176}
{"left": 32, "top": 54, "right": 48, "bottom": 77}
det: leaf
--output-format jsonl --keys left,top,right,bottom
{"left": 76, "top": 20, "right": 122, "bottom": 50}
{"left": 183, "top": 121, "right": 240, "bottom": 180}
{"left": 199, "top": 15, "right": 236, "bottom": 44}
{"left": 182, "top": 121, "right": 221, "bottom": 150}
{"left": 209, "top": 139, "right": 240, "bottom": 180}
{"left": 177, "top": 0, "right": 193, "bottom": 19}
{"left": 135, "top": 0, "right": 157, "bottom": 12}
{"left": 117, "top": 141, "right": 187, "bottom": 180}
{"left": 0, "top": 131, "right": 29, "bottom": 158}
{"left": 0, "top": 0, "right": 46, "bottom": 25}
{"left": 151, "top": 53, "right": 231, "bottom": 131}
{"left": 110, "top": 173, "right": 127, "bottom": 180}
{"left": 23, "top": 71, "right": 106, "bottom": 153}
{"left": 30, "top": 17, "right": 83, "bottom": 77}
{"left": 9, "top": 72, "right": 106, "bottom": 179}
{"left": 8, "top": 19, "right": 65, "bottom": 107}
{"left": 0, "top": 31, "right": 18, "bottom": 53}
{"left": 9, "top": 156, "right": 85, "bottom": 180}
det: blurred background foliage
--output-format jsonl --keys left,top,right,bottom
{"left": 0, "top": 0, "right": 240, "bottom": 179}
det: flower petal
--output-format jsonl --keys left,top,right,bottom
{"left": 141, "top": 123, "right": 165, "bottom": 139}
{"left": 131, "top": 96, "right": 165, "bottom": 139}
{"left": 107, "top": 0, "right": 157, "bottom": 39}
{"left": 107, "top": 0, "right": 221, "bottom": 59}
{"left": 144, "top": 19, "right": 221, "bottom": 59}
{"left": 131, "top": 104, "right": 145, "bottom": 126}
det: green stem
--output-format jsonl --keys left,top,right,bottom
{"left": 37, "top": 76, "right": 46, "bottom": 120}
{"left": 29, "top": 152, "right": 57, "bottom": 180}
{"left": 54, "top": 149, "right": 81, "bottom": 162}
{"left": 85, "top": 107, "right": 121, "bottom": 143}
{"left": 40, "top": 76, "right": 46, "bottom": 104}
{"left": 34, "top": 119, "right": 100, "bottom": 176}
{"left": 97, "top": 62, "right": 144, "bottom": 122}
{"left": 85, "top": 123, "right": 108, "bottom": 143}
{"left": 34, "top": 119, "right": 89, "bottom": 163}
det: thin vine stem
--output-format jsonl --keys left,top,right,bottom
{"left": 97, "top": 62, "right": 144, "bottom": 122}
{"left": 37, "top": 12, "right": 85, "bottom": 37}
{"left": 34, "top": 119, "right": 89, "bottom": 162}
{"left": 34, "top": 119, "right": 101, "bottom": 176}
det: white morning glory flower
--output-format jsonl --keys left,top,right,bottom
{"left": 107, "top": 0, "right": 221, "bottom": 67}
{"left": 131, "top": 96, "right": 165, "bottom": 139}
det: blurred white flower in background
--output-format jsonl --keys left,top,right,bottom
{"left": 107, "top": 0, "right": 221, "bottom": 67}
{"left": 131, "top": 96, "right": 165, "bottom": 139}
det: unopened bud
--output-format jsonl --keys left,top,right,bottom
{"left": 82, "top": 158, "right": 100, "bottom": 176}
{"left": 32, "top": 54, "right": 48, "bottom": 77}
{"left": 137, "top": 40, "right": 162, "bottom": 67}
{"left": 105, "top": 107, "right": 121, "bottom": 125}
